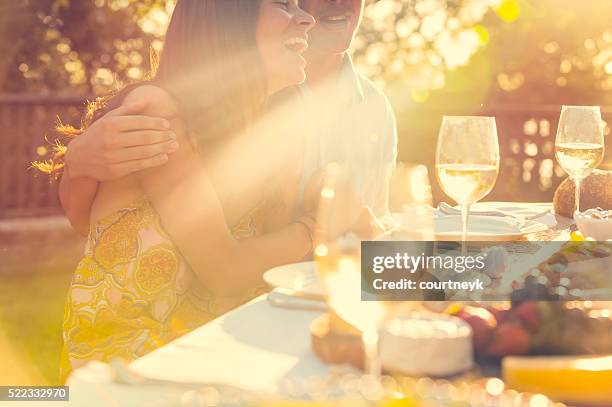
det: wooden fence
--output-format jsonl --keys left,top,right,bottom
{"left": 0, "top": 94, "right": 86, "bottom": 219}
{"left": 0, "top": 94, "right": 610, "bottom": 218}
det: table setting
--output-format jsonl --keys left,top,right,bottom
{"left": 66, "top": 108, "right": 611, "bottom": 407}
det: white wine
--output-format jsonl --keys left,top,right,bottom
{"left": 317, "top": 252, "right": 385, "bottom": 333}
{"left": 555, "top": 142, "right": 604, "bottom": 179}
{"left": 436, "top": 164, "right": 498, "bottom": 205}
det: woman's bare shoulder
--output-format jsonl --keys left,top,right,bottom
{"left": 122, "top": 84, "right": 180, "bottom": 118}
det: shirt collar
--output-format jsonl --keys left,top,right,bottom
{"left": 299, "top": 54, "right": 365, "bottom": 105}
{"left": 337, "top": 54, "right": 365, "bottom": 104}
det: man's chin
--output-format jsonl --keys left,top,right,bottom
{"left": 308, "top": 39, "right": 352, "bottom": 57}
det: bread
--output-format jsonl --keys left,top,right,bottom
{"left": 310, "top": 312, "right": 364, "bottom": 369}
{"left": 553, "top": 170, "right": 612, "bottom": 217}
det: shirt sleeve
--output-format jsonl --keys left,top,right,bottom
{"left": 369, "top": 94, "right": 398, "bottom": 217}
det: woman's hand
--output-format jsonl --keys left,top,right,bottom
{"left": 302, "top": 170, "right": 324, "bottom": 215}
{"left": 303, "top": 169, "right": 385, "bottom": 239}
{"left": 350, "top": 206, "right": 387, "bottom": 239}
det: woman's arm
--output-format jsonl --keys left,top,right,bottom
{"left": 126, "top": 86, "right": 312, "bottom": 296}
{"left": 58, "top": 168, "right": 98, "bottom": 236}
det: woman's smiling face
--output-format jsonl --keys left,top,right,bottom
{"left": 256, "top": 0, "right": 316, "bottom": 94}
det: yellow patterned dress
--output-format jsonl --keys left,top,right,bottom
{"left": 60, "top": 197, "right": 265, "bottom": 383}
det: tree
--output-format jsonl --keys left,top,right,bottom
{"left": 2, "top": 0, "right": 175, "bottom": 95}
{"left": 353, "top": 0, "right": 612, "bottom": 108}
{"left": 0, "top": 0, "right": 35, "bottom": 90}
{"left": 8, "top": 0, "right": 611, "bottom": 107}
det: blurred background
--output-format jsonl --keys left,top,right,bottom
{"left": 0, "top": 0, "right": 610, "bottom": 385}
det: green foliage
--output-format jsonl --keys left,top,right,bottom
{"left": 1, "top": 0, "right": 175, "bottom": 94}
{"left": 352, "top": 0, "right": 612, "bottom": 109}
{"left": 2, "top": 0, "right": 610, "bottom": 107}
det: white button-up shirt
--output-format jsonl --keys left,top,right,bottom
{"left": 299, "top": 55, "right": 398, "bottom": 216}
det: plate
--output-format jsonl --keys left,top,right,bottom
{"left": 263, "top": 261, "right": 323, "bottom": 297}
{"left": 390, "top": 212, "right": 549, "bottom": 241}
{"left": 434, "top": 215, "right": 548, "bottom": 241}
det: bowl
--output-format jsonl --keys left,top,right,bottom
{"left": 574, "top": 209, "right": 612, "bottom": 241}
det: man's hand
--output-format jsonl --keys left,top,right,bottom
{"left": 65, "top": 100, "right": 179, "bottom": 181}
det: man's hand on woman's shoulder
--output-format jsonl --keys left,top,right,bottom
{"left": 65, "top": 86, "right": 180, "bottom": 181}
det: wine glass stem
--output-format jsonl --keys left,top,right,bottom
{"left": 362, "top": 329, "right": 381, "bottom": 379}
{"left": 461, "top": 203, "right": 471, "bottom": 256}
{"left": 574, "top": 178, "right": 581, "bottom": 214}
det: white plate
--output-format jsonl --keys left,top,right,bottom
{"left": 434, "top": 214, "right": 548, "bottom": 241}
{"left": 263, "top": 261, "right": 323, "bottom": 297}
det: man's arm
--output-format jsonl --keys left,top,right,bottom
{"left": 59, "top": 101, "right": 179, "bottom": 235}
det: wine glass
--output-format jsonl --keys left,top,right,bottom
{"left": 435, "top": 116, "right": 500, "bottom": 249}
{"left": 313, "top": 163, "right": 386, "bottom": 378}
{"left": 388, "top": 162, "right": 434, "bottom": 241}
{"left": 554, "top": 106, "right": 605, "bottom": 214}
{"left": 386, "top": 163, "right": 446, "bottom": 309}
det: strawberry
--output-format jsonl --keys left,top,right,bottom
{"left": 488, "top": 306, "right": 512, "bottom": 325}
{"left": 486, "top": 322, "right": 531, "bottom": 357}
{"left": 456, "top": 306, "right": 497, "bottom": 351}
{"left": 514, "top": 301, "right": 541, "bottom": 332}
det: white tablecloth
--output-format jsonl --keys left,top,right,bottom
{"left": 132, "top": 295, "right": 327, "bottom": 391}
{"left": 63, "top": 203, "right": 574, "bottom": 406}
{"left": 66, "top": 296, "right": 327, "bottom": 406}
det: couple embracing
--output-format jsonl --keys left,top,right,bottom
{"left": 57, "top": 0, "right": 397, "bottom": 380}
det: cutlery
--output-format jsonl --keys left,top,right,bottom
{"left": 267, "top": 289, "right": 328, "bottom": 312}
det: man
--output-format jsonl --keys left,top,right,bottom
{"left": 61, "top": 0, "right": 397, "bottom": 235}
{"left": 298, "top": 0, "right": 397, "bottom": 217}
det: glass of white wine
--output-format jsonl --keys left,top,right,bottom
{"left": 554, "top": 106, "right": 604, "bottom": 214}
{"left": 314, "top": 163, "right": 386, "bottom": 379}
{"left": 435, "top": 116, "right": 500, "bottom": 246}
{"left": 388, "top": 162, "right": 435, "bottom": 241}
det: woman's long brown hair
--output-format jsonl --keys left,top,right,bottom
{"left": 34, "top": 0, "right": 266, "bottom": 178}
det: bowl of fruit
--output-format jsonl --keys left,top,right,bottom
{"left": 574, "top": 208, "right": 612, "bottom": 241}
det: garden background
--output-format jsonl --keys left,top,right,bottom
{"left": 0, "top": 0, "right": 610, "bottom": 385}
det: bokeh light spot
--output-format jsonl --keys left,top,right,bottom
{"left": 36, "top": 146, "right": 47, "bottom": 157}
{"left": 529, "top": 394, "right": 551, "bottom": 407}
{"left": 473, "top": 25, "right": 490, "bottom": 45}
{"left": 314, "top": 244, "right": 328, "bottom": 257}
{"left": 485, "top": 378, "right": 504, "bottom": 396}
{"left": 496, "top": 0, "right": 520, "bottom": 23}
{"left": 410, "top": 89, "right": 430, "bottom": 103}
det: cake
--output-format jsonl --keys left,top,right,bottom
{"left": 379, "top": 314, "right": 474, "bottom": 376}
{"left": 311, "top": 312, "right": 474, "bottom": 376}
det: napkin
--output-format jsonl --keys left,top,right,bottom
{"left": 437, "top": 201, "right": 552, "bottom": 221}
{"left": 435, "top": 215, "right": 528, "bottom": 235}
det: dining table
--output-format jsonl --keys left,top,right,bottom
{"left": 64, "top": 202, "right": 579, "bottom": 407}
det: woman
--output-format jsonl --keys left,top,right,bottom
{"left": 59, "top": 0, "right": 315, "bottom": 381}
